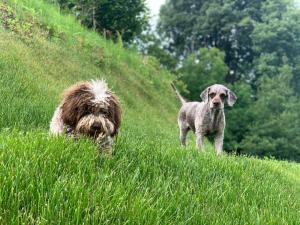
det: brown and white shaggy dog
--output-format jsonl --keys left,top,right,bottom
{"left": 49, "top": 80, "right": 121, "bottom": 154}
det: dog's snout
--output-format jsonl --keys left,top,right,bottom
{"left": 212, "top": 97, "right": 221, "bottom": 104}
{"left": 211, "top": 95, "right": 222, "bottom": 108}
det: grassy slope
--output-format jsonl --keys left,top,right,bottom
{"left": 0, "top": 1, "right": 299, "bottom": 224}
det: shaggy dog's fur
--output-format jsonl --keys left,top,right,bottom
{"left": 50, "top": 80, "right": 121, "bottom": 154}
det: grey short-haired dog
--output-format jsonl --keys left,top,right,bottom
{"left": 171, "top": 84, "right": 237, "bottom": 155}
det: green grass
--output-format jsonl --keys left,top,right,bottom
{"left": 0, "top": 1, "right": 300, "bottom": 224}
{"left": 1, "top": 130, "right": 299, "bottom": 224}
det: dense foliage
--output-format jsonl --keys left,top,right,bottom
{"left": 51, "top": 0, "right": 148, "bottom": 42}
{"left": 157, "top": 0, "right": 300, "bottom": 162}
{"left": 179, "top": 48, "right": 228, "bottom": 100}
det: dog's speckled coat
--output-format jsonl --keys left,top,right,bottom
{"left": 171, "top": 84, "right": 237, "bottom": 155}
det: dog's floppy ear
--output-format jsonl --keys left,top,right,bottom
{"left": 107, "top": 93, "right": 121, "bottom": 137}
{"left": 61, "top": 82, "right": 92, "bottom": 127}
{"left": 226, "top": 89, "right": 237, "bottom": 106}
{"left": 200, "top": 87, "right": 210, "bottom": 103}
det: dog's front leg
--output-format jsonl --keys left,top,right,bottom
{"left": 49, "top": 106, "right": 65, "bottom": 135}
{"left": 195, "top": 130, "right": 204, "bottom": 152}
{"left": 99, "top": 136, "right": 114, "bottom": 155}
{"left": 214, "top": 131, "right": 224, "bottom": 155}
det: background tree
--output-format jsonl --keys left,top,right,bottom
{"left": 241, "top": 62, "right": 300, "bottom": 161}
{"left": 178, "top": 47, "right": 228, "bottom": 100}
{"left": 158, "top": 0, "right": 267, "bottom": 82}
{"left": 52, "top": 0, "right": 149, "bottom": 42}
{"left": 251, "top": 0, "right": 300, "bottom": 92}
{"left": 133, "top": 28, "right": 178, "bottom": 72}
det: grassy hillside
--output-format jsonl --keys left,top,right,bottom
{"left": 0, "top": 1, "right": 300, "bottom": 224}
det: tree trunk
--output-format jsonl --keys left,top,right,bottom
{"left": 92, "top": 0, "right": 96, "bottom": 31}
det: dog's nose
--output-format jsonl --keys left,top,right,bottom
{"left": 213, "top": 101, "right": 220, "bottom": 106}
{"left": 91, "top": 122, "right": 102, "bottom": 131}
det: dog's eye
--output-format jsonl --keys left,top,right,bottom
{"left": 209, "top": 93, "right": 216, "bottom": 98}
{"left": 100, "top": 110, "right": 108, "bottom": 115}
{"left": 220, "top": 94, "right": 226, "bottom": 99}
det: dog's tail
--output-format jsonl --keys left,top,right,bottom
{"left": 171, "top": 83, "right": 186, "bottom": 105}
